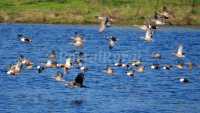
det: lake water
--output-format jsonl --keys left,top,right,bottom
{"left": 0, "top": 24, "right": 200, "bottom": 113}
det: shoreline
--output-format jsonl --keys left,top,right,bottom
{"left": 0, "top": 22, "right": 200, "bottom": 28}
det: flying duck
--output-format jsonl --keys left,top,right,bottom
{"left": 176, "top": 44, "right": 185, "bottom": 58}
{"left": 96, "top": 16, "right": 112, "bottom": 32}
{"left": 108, "top": 36, "right": 117, "bottom": 49}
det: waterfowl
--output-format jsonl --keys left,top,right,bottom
{"left": 74, "top": 57, "right": 83, "bottom": 67}
{"left": 57, "top": 57, "right": 72, "bottom": 73}
{"left": 162, "top": 64, "right": 173, "bottom": 70}
{"left": 54, "top": 71, "right": 64, "bottom": 81}
{"left": 18, "top": 34, "right": 32, "bottom": 43}
{"left": 79, "top": 66, "right": 88, "bottom": 73}
{"left": 176, "top": 63, "right": 184, "bottom": 69}
{"left": 130, "top": 60, "right": 142, "bottom": 67}
{"left": 152, "top": 12, "right": 166, "bottom": 25}
{"left": 96, "top": 16, "right": 112, "bottom": 32}
{"left": 176, "top": 45, "right": 185, "bottom": 58}
{"left": 7, "top": 61, "right": 22, "bottom": 75}
{"left": 114, "top": 59, "right": 127, "bottom": 68}
{"left": 45, "top": 50, "right": 57, "bottom": 68}
{"left": 150, "top": 64, "right": 160, "bottom": 70}
{"left": 159, "top": 6, "right": 175, "bottom": 19}
{"left": 136, "top": 65, "right": 145, "bottom": 73}
{"left": 126, "top": 70, "right": 134, "bottom": 77}
{"left": 152, "top": 52, "right": 161, "bottom": 59}
{"left": 72, "top": 33, "right": 84, "bottom": 48}
{"left": 108, "top": 36, "right": 117, "bottom": 49}
{"left": 78, "top": 52, "right": 84, "bottom": 57}
{"left": 114, "top": 58, "right": 123, "bottom": 67}
{"left": 105, "top": 66, "right": 114, "bottom": 75}
{"left": 65, "top": 73, "right": 85, "bottom": 88}
{"left": 144, "top": 28, "right": 153, "bottom": 42}
{"left": 135, "top": 18, "right": 157, "bottom": 31}
{"left": 37, "top": 65, "right": 45, "bottom": 73}
{"left": 19, "top": 55, "right": 33, "bottom": 69}
{"left": 179, "top": 77, "right": 189, "bottom": 83}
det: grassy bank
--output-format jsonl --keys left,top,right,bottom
{"left": 0, "top": 0, "right": 199, "bottom": 25}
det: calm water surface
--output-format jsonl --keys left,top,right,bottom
{"left": 0, "top": 24, "right": 200, "bottom": 113}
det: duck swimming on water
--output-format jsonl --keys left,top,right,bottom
{"left": 19, "top": 55, "right": 33, "bottom": 69}
{"left": 45, "top": 50, "right": 57, "bottom": 68}
{"left": 179, "top": 77, "right": 189, "bottom": 83}
{"left": 114, "top": 58, "right": 127, "bottom": 68}
{"left": 72, "top": 32, "right": 84, "bottom": 48}
{"left": 18, "top": 34, "right": 32, "bottom": 43}
{"left": 54, "top": 71, "right": 64, "bottom": 82}
{"left": 105, "top": 65, "right": 114, "bottom": 75}
{"left": 152, "top": 52, "right": 161, "bottom": 59}
{"left": 162, "top": 64, "right": 173, "bottom": 70}
{"left": 126, "top": 70, "right": 134, "bottom": 77}
{"left": 65, "top": 72, "right": 85, "bottom": 88}
{"left": 7, "top": 61, "right": 22, "bottom": 76}
{"left": 57, "top": 57, "right": 73, "bottom": 73}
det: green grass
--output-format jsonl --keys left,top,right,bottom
{"left": 0, "top": 0, "right": 199, "bottom": 25}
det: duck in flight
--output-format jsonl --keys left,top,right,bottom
{"left": 152, "top": 12, "right": 166, "bottom": 25}
{"left": 108, "top": 36, "right": 117, "bottom": 49}
{"left": 96, "top": 16, "right": 112, "bottom": 32}
{"left": 144, "top": 27, "right": 153, "bottom": 42}
{"left": 176, "top": 44, "right": 185, "bottom": 58}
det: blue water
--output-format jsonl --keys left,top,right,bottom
{"left": 0, "top": 24, "right": 200, "bottom": 113}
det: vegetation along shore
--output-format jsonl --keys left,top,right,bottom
{"left": 0, "top": 0, "right": 199, "bottom": 25}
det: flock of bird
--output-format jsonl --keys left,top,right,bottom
{"left": 6, "top": 6, "right": 195, "bottom": 88}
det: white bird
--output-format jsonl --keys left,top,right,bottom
{"left": 144, "top": 28, "right": 153, "bottom": 42}
{"left": 176, "top": 44, "right": 185, "bottom": 58}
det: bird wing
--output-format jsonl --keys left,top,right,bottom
{"left": 99, "top": 20, "right": 105, "bottom": 32}
{"left": 177, "top": 45, "right": 183, "bottom": 54}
